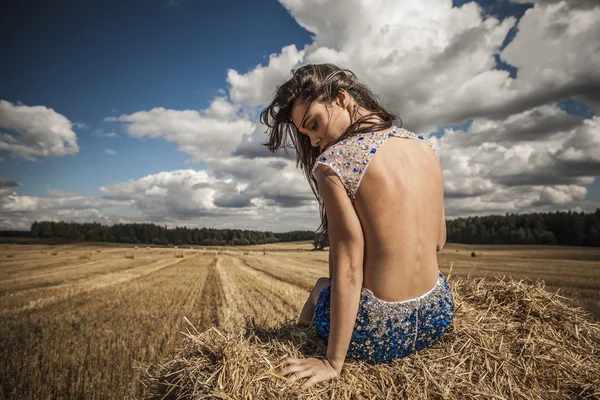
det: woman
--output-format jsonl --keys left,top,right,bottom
{"left": 260, "top": 63, "right": 454, "bottom": 388}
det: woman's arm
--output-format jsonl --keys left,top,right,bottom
{"left": 437, "top": 204, "right": 446, "bottom": 252}
{"left": 329, "top": 248, "right": 333, "bottom": 279}
{"left": 314, "top": 164, "right": 365, "bottom": 373}
{"left": 327, "top": 249, "right": 363, "bottom": 373}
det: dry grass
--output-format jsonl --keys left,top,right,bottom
{"left": 0, "top": 242, "right": 599, "bottom": 399}
{"left": 1, "top": 250, "right": 206, "bottom": 399}
{"left": 140, "top": 274, "right": 600, "bottom": 399}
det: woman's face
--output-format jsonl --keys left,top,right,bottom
{"left": 291, "top": 91, "right": 353, "bottom": 151}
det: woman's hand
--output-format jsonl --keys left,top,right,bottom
{"left": 278, "top": 357, "right": 340, "bottom": 389}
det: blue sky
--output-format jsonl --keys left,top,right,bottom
{"left": 1, "top": 0, "right": 312, "bottom": 198}
{"left": 1, "top": 0, "right": 599, "bottom": 231}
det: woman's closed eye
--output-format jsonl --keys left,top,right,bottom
{"left": 299, "top": 122, "right": 317, "bottom": 137}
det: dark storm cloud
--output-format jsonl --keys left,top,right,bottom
{"left": 494, "top": 172, "right": 591, "bottom": 187}
{"left": 454, "top": 81, "right": 600, "bottom": 125}
{"left": 493, "top": 156, "right": 600, "bottom": 187}
{"left": 445, "top": 188, "right": 497, "bottom": 199}
{"left": 232, "top": 125, "right": 298, "bottom": 161}
{"left": 213, "top": 193, "right": 252, "bottom": 208}
{"left": 0, "top": 180, "right": 20, "bottom": 188}
{"left": 262, "top": 194, "right": 313, "bottom": 208}
{"left": 431, "top": 24, "right": 492, "bottom": 64}
{"left": 512, "top": 0, "right": 600, "bottom": 10}
{"left": 454, "top": 109, "right": 585, "bottom": 147}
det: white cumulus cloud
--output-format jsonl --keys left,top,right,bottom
{"left": 7, "top": 0, "right": 599, "bottom": 230}
{"left": 0, "top": 100, "right": 79, "bottom": 161}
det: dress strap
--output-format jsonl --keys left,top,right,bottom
{"left": 392, "top": 128, "right": 439, "bottom": 159}
{"left": 311, "top": 126, "right": 439, "bottom": 200}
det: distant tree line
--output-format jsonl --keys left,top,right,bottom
{"left": 22, "top": 221, "right": 315, "bottom": 246}
{"left": 447, "top": 209, "right": 600, "bottom": 247}
{"left": 0, "top": 230, "right": 31, "bottom": 238}
{"left": 0, "top": 209, "right": 598, "bottom": 247}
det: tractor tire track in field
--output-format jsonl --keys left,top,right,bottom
{"left": 230, "top": 256, "right": 300, "bottom": 312}
{"left": 224, "top": 255, "right": 311, "bottom": 327}
{"left": 198, "top": 257, "right": 226, "bottom": 330}
{"left": 236, "top": 257, "right": 313, "bottom": 291}
{"left": 0, "top": 257, "right": 158, "bottom": 295}
{"left": 1, "top": 256, "right": 189, "bottom": 316}
{"left": 217, "top": 256, "right": 263, "bottom": 330}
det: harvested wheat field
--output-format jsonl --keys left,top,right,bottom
{"left": 141, "top": 274, "right": 600, "bottom": 399}
{"left": 0, "top": 242, "right": 599, "bottom": 399}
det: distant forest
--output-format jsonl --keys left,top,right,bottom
{"left": 446, "top": 209, "right": 599, "bottom": 247}
{"left": 17, "top": 222, "right": 315, "bottom": 246}
{"left": 0, "top": 209, "right": 598, "bottom": 247}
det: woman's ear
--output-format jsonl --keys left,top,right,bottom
{"left": 335, "top": 89, "right": 355, "bottom": 121}
{"left": 335, "top": 89, "right": 350, "bottom": 108}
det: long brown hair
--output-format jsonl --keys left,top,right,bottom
{"left": 260, "top": 63, "right": 401, "bottom": 236}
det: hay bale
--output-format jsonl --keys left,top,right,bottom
{"left": 139, "top": 275, "right": 600, "bottom": 399}
{"left": 124, "top": 252, "right": 135, "bottom": 259}
{"left": 175, "top": 251, "right": 184, "bottom": 258}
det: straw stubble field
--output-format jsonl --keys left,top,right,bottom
{"left": 0, "top": 242, "right": 599, "bottom": 399}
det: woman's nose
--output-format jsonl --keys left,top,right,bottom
{"left": 310, "top": 135, "right": 321, "bottom": 148}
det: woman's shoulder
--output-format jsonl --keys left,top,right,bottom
{"left": 312, "top": 126, "right": 398, "bottom": 199}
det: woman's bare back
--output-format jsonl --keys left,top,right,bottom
{"left": 321, "top": 126, "right": 445, "bottom": 302}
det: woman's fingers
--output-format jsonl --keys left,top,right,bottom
{"left": 288, "top": 369, "right": 314, "bottom": 382}
{"left": 280, "top": 364, "right": 304, "bottom": 376}
{"left": 301, "top": 375, "right": 322, "bottom": 389}
{"left": 280, "top": 357, "right": 302, "bottom": 366}
{"left": 279, "top": 359, "right": 309, "bottom": 377}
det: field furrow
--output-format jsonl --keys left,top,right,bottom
{"left": 197, "top": 256, "right": 227, "bottom": 330}
{"left": 217, "top": 255, "right": 261, "bottom": 329}
{"left": 0, "top": 256, "right": 187, "bottom": 315}
{"left": 0, "top": 250, "right": 178, "bottom": 293}
{"left": 238, "top": 254, "right": 322, "bottom": 291}
{"left": 0, "top": 242, "right": 598, "bottom": 400}
{"left": 0, "top": 251, "right": 210, "bottom": 400}
{"left": 216, "top": 255, "right": 308, "bottom": 329}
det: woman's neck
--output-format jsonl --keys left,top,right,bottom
{"left": 353, "top": 109, "right": 387, "bottom": 131}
